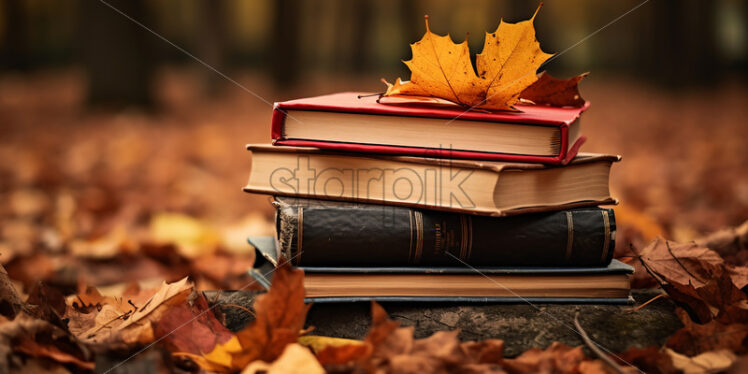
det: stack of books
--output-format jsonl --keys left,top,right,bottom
{"left": 244, "top": 92, "right": 633, "bottom": 303}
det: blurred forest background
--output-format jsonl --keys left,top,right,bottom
{"left": 1, "top": 0, "right": 747, "bottom": 290}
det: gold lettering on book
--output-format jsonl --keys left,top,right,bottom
{"left": 601, "top": 210, "right": 610, "bottom": 263}
{"left": 414, "top": 211, "right": 424, "bottom": 264}
{"left": 565, "top": 211, "right": 574, "bottom": 263}
{"left": 296, "top": 207, "right": 303, "bottom": 265}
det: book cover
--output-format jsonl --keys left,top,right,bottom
{"left": 244, "top": 145, "right": 619, "bottom": 216}
{"left": 275, "top": 197, "right": 616, "bottom": 267}
{"left": 247, "top": 236, "right": 634, "bottom": 304}
{"left": 272, "top": 92, "right": 588, "bottom": 165}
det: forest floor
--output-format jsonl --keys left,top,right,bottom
{"left": 1, "top": 69, "right": 747, "bottom": 373}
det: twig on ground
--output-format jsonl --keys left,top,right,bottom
{"left": 630, "top": 293, "right": 667, "bottom": 313}
{"left": 574, "top": 312, "right": 628, "bottom": 374}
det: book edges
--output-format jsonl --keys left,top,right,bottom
{"left": 306, "top": 296, "right": 635, "bottom": 305}
{"left": 246, "top": 144, "right": 621, "bottom": 172}
{"left": 242, "top": 183, "right": 618, "bottom": 217}
{"left": 271, "top": 136, "right": 587, "bottom": 165}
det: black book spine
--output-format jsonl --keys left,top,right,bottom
{"left": 275, "top": 198, "right": 615, "bottom": 267}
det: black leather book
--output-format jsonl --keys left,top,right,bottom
{"left": 274, "top": 197, "right": 615, "bottom": 267}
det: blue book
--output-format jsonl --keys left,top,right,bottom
{"left": 248, "top": 236, "right": 633, "bottom": 304}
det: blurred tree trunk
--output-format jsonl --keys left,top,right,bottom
{"left": 197, "top": 0, "right": 226, "bottom": 95}
{"left": 77, "top": 0, "right": 155, "bottom": 108}
{"left": 350, "top": 0, "right": 372, "bottom": 73}
{"left": 398, "top": 0, "right": 419, "bottom": 60}
{"left": 645, "top": 0, "right": 719, "bottom": 86}
{"left": 0, "top": 0, "right": 30, "bottom": 70}
{"left": 270, "top": 0, "right": 300, "bottom": 88}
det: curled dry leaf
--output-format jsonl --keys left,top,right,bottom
{"left": 665, "top": 348, "right": 737, "bottom": 374}
{"left": 666, "top": 309, "right": 748, "bottom": 357}
{"left": 638, "top": 238, "right": 748, "bottom": 323}
{"left": 66, "top": 277, "right": 193, "bottom": 349}
{"left": 519, "top": 71, "right": 588, "bottom": 107}
{"left": 383, "top": 5, "right": 552, "bottom": 111}
{"left": 177, "top": 263, "right": 310, "bottom": 372}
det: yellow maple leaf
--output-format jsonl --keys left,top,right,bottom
{"left": 384, "top": 4, "right": 552, "bottom": 111}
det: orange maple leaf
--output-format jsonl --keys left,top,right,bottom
{"left": 384, "top": 4, "right": 552, "bottom": 111}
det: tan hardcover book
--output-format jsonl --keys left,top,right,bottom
{"left": 243, "top": 145, "right": 619, "bottom": 217}
{"left": 303, "top": 272, "right": 631, "bottom": 300}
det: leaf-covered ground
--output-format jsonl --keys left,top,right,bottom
{"left": 1, "top": 70, "right": 747, "bottom": 373}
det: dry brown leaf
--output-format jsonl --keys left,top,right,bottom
{"left": 314, "top": 302, "right": 511, "bottom": 373}
{"left": 502, "top": 342, "right": 611, "bottom": 374}
{"left": 191, "top": 250, "right": 255, "bottom": 290}
{"left": 0, "top": 312, "right": 93, "bottom": 372}
{"left": 519, "top": 71, "right": 588, "bottom": 107}
{"left": 178, "top": 263, "right": 310, "bottom": 372}
{"left": 384, "top": 5, "right": 552, "bottom": 111}
{"left": 68, "top": 277, "right": 192, "bottom": 348}
{"left": 666, "top": 348, "right": 737, "bottom": 374}
{"left": 639, "top": 238, "right": 724, "bottom": 287}
{"left": 68, "top": 226, "right": 134, "bottom": 259}
{"left": 638, "top": 238, "right": 748, "bottom": 323}
{"left": 0, "top": 264, "right": 29, "bottom": 319}
{"left": 666, "top": 308, "right": 748, "bottom": 356}
{"left": 613, "top": 346, "right": 677, "bottom": 374}
{"left": 154, "top": 291, "right": 234, "bottom": 356}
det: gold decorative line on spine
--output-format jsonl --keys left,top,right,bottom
{"left": 414, "top": 211, "right": 423, "bottom": 264}
{"left": 408, "top": 210, "right": 414, "bottom": 264}
{"left": 600, "top": 210, "right": 610, "bottom": 263}
{"left": 458, "top": 215, "right": 468, "bottom": 260}
{"left": 466, "top": 215, "right": 473, "bottom": 261}
{"left": 296, "top": 207, "right": 303, "bottom": 265}
{"left": 565, "top": 211, "right": 574, "bottom": 263}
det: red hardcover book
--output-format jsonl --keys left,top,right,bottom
{"left": 271, "top": 92, "right": 589, "bottom": 165}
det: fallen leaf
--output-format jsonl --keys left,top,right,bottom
{"left": 0, "top": 264, "right": 30, "bottom": 319}
{"left": 191, "top": 250, "right": 255, "bottom": 290}
{"left": 666, "top": 309, "right": 748, "bottom": 356}
{"left": 0, "top": 312, "right": 93, "bottom": 372}
{"left": 613, "top": 346, "right": 677, "bottom": 374}
{"left": 666, "top": 348, "right": 737, "bottom": 374}
{"left": 69, "top": 277, "right": 193, "bottom": 348}
{"left": 695, "top": 220, "right": 748, "bottom": 259}
{"left": 324, "top": 302, "right": 514, "bottom": 373}
{"left": 150, "top": 213, "right": 221, "bottom": 258}
{"left": 154, "top": 291, "right": 234, "bottom": 356}
{"left": 178, "top": 263, "right": 310, "bottom": 372}
{"left": 519, "top": 71, "right": 588, "bottom": 107}
{"left": 639, "top": 238, "right": 724, "bottom": 288}
{"left": 69, "top": 226, "right": 134, "bottom": 259}
{"left": 298, "top": 335, "right": 364, "bottom": 354}
{"left": 384, "top": 5, "right": 553, "bottom": 111}
{"left": 502, "top": 342, "right": 586, "bottom": 373}
{"left": 242, "top": 343, "right": 325, "bottom": 374}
